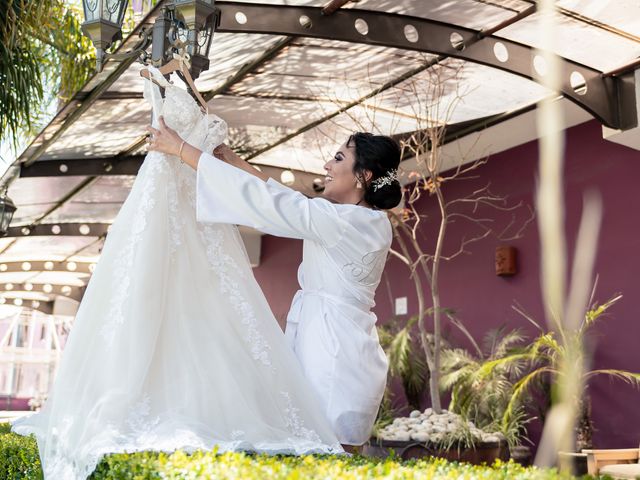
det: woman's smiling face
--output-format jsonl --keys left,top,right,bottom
{"left": 323, "top": 140, "right": 365, "bottom": 204}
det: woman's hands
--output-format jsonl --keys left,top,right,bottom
{"left": 146, "top": 116, "right": 203, "bottom": 171}
{"left": 146, "top": 116, "right": 183, "bottom": 157}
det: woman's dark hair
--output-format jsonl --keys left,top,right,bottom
{"left": 348, "top": 132, "right": 402, "bottom": 210}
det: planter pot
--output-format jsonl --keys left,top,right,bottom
{"left": 510, "top": 445, "right": 532, "bottom": 466}
{"left": 362, "top": 437, "right": 510, "bottom": 464}
{"left": 557, "top": 452, "right": 588, "bottom": 476}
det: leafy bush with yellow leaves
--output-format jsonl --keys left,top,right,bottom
{"left": 0, "top": 424, "right": 592, "bottom": 479}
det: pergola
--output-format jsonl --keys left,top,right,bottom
{"left": 1, "top": 0, "right": 639, "bottom": 315}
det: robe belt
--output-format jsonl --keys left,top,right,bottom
{"left": 287, "top": 289, "right": 374, "bottom": 332}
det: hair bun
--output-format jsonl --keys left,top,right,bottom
{"left": 365, "top": 179, "right": 402, "bottom": 210}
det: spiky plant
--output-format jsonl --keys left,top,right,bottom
{"left": 441, "top": 326, "right": 531, "bottom": 447}
{"left": 455, "top": 294, "right": 640, "bottom": 449}
{"left": 378, "top": 315, "right": 429, "bottom": 411}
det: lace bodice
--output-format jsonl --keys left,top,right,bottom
{"left": 142, "top": 65, "right": 226, "bottom": 154}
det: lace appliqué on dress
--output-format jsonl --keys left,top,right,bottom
{"left": 166, "top": 164, "right": 185, "bottom": 257}
{"left": 126, "top": 394, "right": 160, "bottom": 437}
{"left": 200, "top": 225, "right": 272, "bottom": 366}
{"left": 280, "top": 391, "right": 322, "bottom": 444}
{"left": 100, "top": 159, "right": 162, "bottom": 347}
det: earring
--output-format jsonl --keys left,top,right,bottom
{"left": 356, "top": 177, "right": 363, "bottom": 189}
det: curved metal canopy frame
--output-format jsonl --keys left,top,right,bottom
{"left": 0, "top": 260, "right": 94, "bottom": 275}
{"left": 0, "top": 284, "right": 84, "bottom": 302}
{"left": 214, "top": 2, "right": 635, "bottom": 130}
{"left": 6, "top": 223, "right": 110, "bottom": 238}
{"left": 0, "top": 296, "right": 54, "bottom": 314}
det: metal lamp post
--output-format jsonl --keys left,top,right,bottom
{"left": 80, "top": 0, "right": 219, "bottom": 80}
{"left": 0, "top": 193, "right": 17, "bottom": 237}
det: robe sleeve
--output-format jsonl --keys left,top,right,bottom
{"left": 196, "top": 152, "right": 346, "bottom": 247}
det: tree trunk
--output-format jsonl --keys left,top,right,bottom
{"left": 428, "top": 185, "right": 447, "bottom": 414}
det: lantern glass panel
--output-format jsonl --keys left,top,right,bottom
{"left": 83, "top": 0, "right": 100, "bottom": 22}
{"left": 102, "top": 0, "right": 128, "bottom": 25}
{"left": 196, "top": 24, "right": 213, "bottom": 57}
{"left": 0, "top": 198, "right": 16, "bottom": 234}
{"left": 0, "top": 210, "right": 12, "bottom": 233}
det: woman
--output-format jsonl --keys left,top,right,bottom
{"left": 147, "top": 117, "right": 402, "bottom": 447}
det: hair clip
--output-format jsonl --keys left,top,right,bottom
{"left": 372, "top": 169, "right": 399, "bottom": 191}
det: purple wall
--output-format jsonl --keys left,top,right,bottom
{"left": 253, "top": 235, "right": 303, "bottom": 331}
{"left": 253, "top": 120, "right": 640, "bottom": 449}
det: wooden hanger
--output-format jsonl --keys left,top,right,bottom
{"left": 140, "top": 53, "right": 209, "bottom": 112}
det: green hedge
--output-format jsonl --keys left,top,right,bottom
{"left": 0, "top": 423, "right": 596, "bottom": 479}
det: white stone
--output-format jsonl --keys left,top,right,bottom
{"left": 411, "top": 432, "right": 430, "bottom": 442}
{"left": 410, "top": 410, "right": 421, "bottom": 418}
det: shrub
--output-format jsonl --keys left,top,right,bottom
{"left": 0, "top": 424, "right": 592, "bottom": 479}
{"left": 0, "top": 425, "right": 42, "bottom": 480}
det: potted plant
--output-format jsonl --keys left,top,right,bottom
{"left": 450, "top": 295, "right": 639, "bottom": 469}
{"left": 365, "top": 320, "right": 511, "bottom": 463}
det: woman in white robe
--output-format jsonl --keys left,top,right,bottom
{"left": 147, "top": 117, "right": 403, "bottom": 446}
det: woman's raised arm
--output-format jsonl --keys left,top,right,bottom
{"left": 196, "top": 151, "right": 345, "bottom": 247}
{"left": 146, "top": 116, "right": 346, "bottom": 246}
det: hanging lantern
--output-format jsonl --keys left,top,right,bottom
{"left": 174, "top": 0, "right": 219, "bottom": 79}
{"left": 79, "top": 0, "right": 218, "bottom": 78}
{"left": 0, "top": 194, "right": 16, "bottom": 236}
{"left": 173, "top": 0, "right": 216, "bottom": 32}
{"left": 81, "top": 0, "right": 130, "bottom": 72}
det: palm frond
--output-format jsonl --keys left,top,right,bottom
{"left": 585, "top": 369, "right": 640, "bottom": 388}
{"left": 492, "top": 328, "right": 526, "bottom": 359}
{"left": 0, "top": 0, "right": 95, "bottom": 148}
{"left": 503, "top": 367, "right": 555, "bottom": 428}
{"left": 476, "top": 351, "right": 540, "bottom": 382}
{"left": 387, "top": 326, "right": 412, "bottom": 377}
{"left": 584, "top": 294, "right": 623, "bottom": 328}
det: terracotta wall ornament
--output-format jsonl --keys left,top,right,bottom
{"left": 495, "top": 246, "right": 517, "bottom": 276}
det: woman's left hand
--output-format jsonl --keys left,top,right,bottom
{"left": 146, "top": 116, "right": 183, "bottom": 157}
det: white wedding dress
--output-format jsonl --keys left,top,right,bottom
{"left": 12, "top": 65, "right": 342, "bottom": 479}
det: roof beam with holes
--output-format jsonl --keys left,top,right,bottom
{"left": 1, "top": 284, "right": 84, "bottom": 302}
{"left": 19, "top": 159, "right": 326, "bottom": 196}
{"left": 0, "top": 297, "right": 54, "bottom": 314}
{"left": 20, "top": 156, "right": 145, "bottom": 177}
{"left": 7, "top": 223, "right": 109, "bottom": 238}
{"left": 212, "top": 1, "right": 634, "bottom": 129}
{"left": 0, "top": 261, "right": 95, "bottom": 275}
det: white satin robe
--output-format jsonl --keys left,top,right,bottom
{"left": 196, "top": 153, "right": 390, "bottom": 445}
